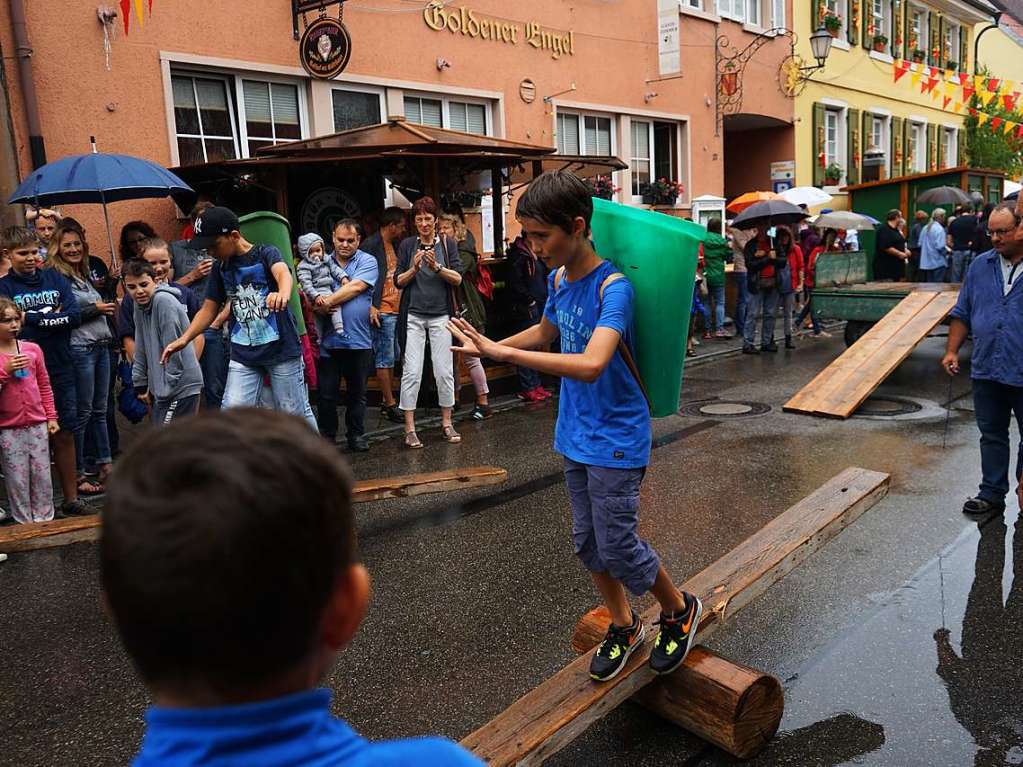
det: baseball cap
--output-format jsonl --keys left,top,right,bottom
{"left": 188, "top": 206, "right": 241, "bottom": 250}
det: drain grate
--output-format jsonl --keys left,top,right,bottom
{"left": 854, "top": 396, "right": 924, "bottom": 417}
{"left": 680, "top": 400, "right": 772, "bottom": 418}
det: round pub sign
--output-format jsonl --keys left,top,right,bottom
{"left": 300, "top": 17, "right": 352, "bottom": 80}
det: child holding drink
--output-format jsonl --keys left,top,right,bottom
{"left": 0, "top": 296, "right": 58, "bottom": 523}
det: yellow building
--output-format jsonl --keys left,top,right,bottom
{"left": 792, "top": 0, "right": 998, "bottom": 208}
{"left": 974, "top": 13, "right": 1023, "bottom": 116}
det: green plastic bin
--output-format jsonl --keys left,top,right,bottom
{"left": 590, "top": 198, "right": 700, "bottom": 417}
{"left": 238, "top": 211, "right": 307, "bottom": 336}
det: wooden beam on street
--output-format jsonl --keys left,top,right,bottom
{"left": 0, "top": 466, "right": 508, "bottom": 553}
{"left": 461, "top": 467, "right": 890, "bottom": 765}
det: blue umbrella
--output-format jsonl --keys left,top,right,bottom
{"left": 8, "top": 138, "right": 193, "bottom": 264}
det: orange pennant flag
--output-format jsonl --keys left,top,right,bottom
{"left": 1004, "top": 121, "right": 1017, "bottom": 135}
{"left": 953, "top": 101, "right": 963, "bottom": 113}
{"left": 943, "top": 96, "right": 952, "bottom": 109}
{"left": 980, "top": 89, "right": 996, "bottom": 106}
{"left": 977, "top": 112, "right": 990, "bottom": 126}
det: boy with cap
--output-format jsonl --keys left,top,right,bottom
{"left": 448, "top": 171, "right": 702, "bottom": 683}
{"left": 102, "top": 408, "right": 482, "bottom": 766}
{"left": 161, "top": 207, "right": 317, "bottom": 430}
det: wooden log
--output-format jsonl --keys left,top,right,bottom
{"left": 461, "top": 467, "right": 890, "bottom": 766}
{"left": 0, "top": 466, "right": 508, "bottom": 553}
{"left": 571, "top": 606, "right": 783, "bottom": 759}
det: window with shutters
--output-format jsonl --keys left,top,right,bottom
{"left": 331, "top": 88, "right": 383, "bottom": 133}
{"left": 869, "top": 0, "right": 890, "bottom": 45}
{"left": 868, "top": 115, "right": 891, "bottom": 175}
{"left": 825, "top": 109, "right": 840, "bottom": 167}
{"left": 171, "top": 73, "right": 239, "bottom": 166}
{"left": 944, "top": 22, "right": 960, "bottom": 66}
{"left": 822, "top": 0, "right": 849, "bottom": 38}
{"left": 910, "top": 122, "right": 927, "bottom": 172}
{"left": 242, "top": 80, "right": 301, "bottom": 155}
{"left": 909, "top": 6, "right": 927, "bottom": 56}
{"left": 942, "top": 127, "right": 957, "bottom": 167}
{"left": 556, "top": 111, "right": 613, "bottom": 157}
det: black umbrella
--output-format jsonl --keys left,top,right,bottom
{"left": 914, "top": 185, "right": 971, "bottom": 206}
{"left": 730, "top": 199, "right": 808, "bottom": 230}
{"left": 1005, "top": 190, "right": 1019, "bottom": 202}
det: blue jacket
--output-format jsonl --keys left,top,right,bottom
{"left": 950, "top": 249, "right": 1023, "bottom": 387}
{"left": 132, "top": 689, "right": 483, "bottom": 767}
{"left": 0, "top": 267, "right": 80, "bottom": 370}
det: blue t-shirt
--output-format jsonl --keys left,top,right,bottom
{"left": 205, "top": 245, "right": 302, "bottom": 367}
{"left": 544, "top": 260, "right": 651, "bottom": 469}
{"left": 133, "top": 689, "right": 482, "bottom": 767}
{"left": 0, "top": 267, "right": 81, "bottom": 372}
{"left": 320, "top": 249, "right": 378, "bottom": 352}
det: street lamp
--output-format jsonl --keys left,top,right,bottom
{"left": 807, "top": 26, "right": 834, "bottom": 71}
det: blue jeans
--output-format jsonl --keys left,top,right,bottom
{"left": 200, "top": 327, "right": 230, "bottom": 409}
{"left": 371, "top": 313, "right": 399, "bottom": 369}
{"left": 923, "top": 266, "right": 947, "bottom": 283}
{"left": 708, "top": 283, "right": 726, "bottom": 332}
{"left": 70, "top": 344, "right": 112, "bottom": 472}
{"left": 972, "top": 378, "right": 1023, "bottom": 504}
{"left": 222, "top": 356, "right": 317, "bottom": 431}
{"left": 744, "top": 286, "right": 780, "bottom": 347}
{"left": 563, "top": 457, "right": 660, "bottom": 596}
{"left": 950, "top": 250, "right": 972, "bottom": 283}
{"left": 734, "top": 273, "right": 748, "bottom": 336}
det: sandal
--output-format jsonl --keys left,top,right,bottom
{"left": 404, "top": 431, "right": 424, "bottom": 449}
{"left": 77, "top": 478, "right": 104, "bottom": 496}
{"left": 442, "top": 425, "right": 462, "bottom": 444}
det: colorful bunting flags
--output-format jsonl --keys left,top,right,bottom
{"left": 119, "top": 0, "right": 153, "bottom": 35}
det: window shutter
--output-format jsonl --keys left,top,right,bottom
{"left": 271, "top": 84, "right": 299, "bottom": 128}
{"left": 813, "top": 103, "right": 826, "bottom": 187}
{"left": 466, "top": 104, "right": 486, "bottom": 135}
{"left": 903, "top": 1, "right": 911, "bottom": 58}
{"left": 243, "top": 82, "right": 272, "bottom": 125}
{"left": 937, "top": 128, "right": 946, "bottom": 168}
{"left": 959, "top": 27, "right": 969, "bottom": 72}
{"left": 862, "top": 1, "right": 872, "bottom": 49}
{"left": 926, "top": 123, "right": 937, "bottom": 170}
{"left": 927, "top": 12, "right": 937, "bottom": 65}
{"left": 890, "top": 0, "right": 899, "bottom": 56}
{"left": 848, "top": 1, "right": 858, "bottom": 45}
{"left": 848, "top": 107, "right": 861, "bottom": 185}
{"left": 891, "top": 116, "right": 904, "bottom": 177}
{"left": 958, "top": 126, "right": 967, "bottom": 167}
{"left": 937, "top": 16, "right": 945, "bottom": 68}
{"left": 813, "top": 0, "right": 822, "bottom": 28}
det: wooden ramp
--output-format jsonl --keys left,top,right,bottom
{"left": 0, "top": 466, "right": 508, "bottom": 554}
{"left": 461, "top": 467, "right": 890, "bottom": 765}
{"left": 784, "top": 289, "right": 959, "bottom": 419}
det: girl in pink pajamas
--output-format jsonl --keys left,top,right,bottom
{"left": 0, "top": 296, "right": 58, "bottom": 523}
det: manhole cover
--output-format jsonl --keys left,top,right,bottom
{"left": 855, "top": 396, "right": 924, "bottom": 417}
{"left": 680, "top": 400, "right": 772, "bottom": 418}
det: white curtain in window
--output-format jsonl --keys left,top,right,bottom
{"left": 557, "top": 113, "right": 580, "bottom": 155}
{"left": 196, "top": 78, "right": 229, "bottom": 111}
{"left": 172, "top": 76, "right": 196, "bottom": 110}
{"left": 271, "top": 84, "right": 299, "bottom": 126}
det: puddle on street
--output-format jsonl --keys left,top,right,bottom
{"left": 709, "top": 507, "right": 1021, "bottom": 766}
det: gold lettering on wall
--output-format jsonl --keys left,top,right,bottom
{"left": 423, "top": 1, "right": 574, "bottom": 60}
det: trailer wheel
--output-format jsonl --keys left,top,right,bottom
{"left": 844, "top": 320, "right": 873, "bottom": 347}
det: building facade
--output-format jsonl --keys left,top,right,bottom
{"left": 792, "top": 0, "right": 997, "bottom": 208}
{"left": 0, "top": 0, "right": 797, "bottom": 245}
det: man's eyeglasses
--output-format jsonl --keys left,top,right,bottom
{"left": 988, "top": 226, "right": 1019, "bottom": 238}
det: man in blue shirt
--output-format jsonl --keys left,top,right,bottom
{"left": 448, "top": 171, "right": 702, "bottom": 683}
{"left": 101, "top": 408, "right": 482, "bottom": 767}
{"left": 315, "top": 219, "right": 378, "bottom": 452}
{"left": 943, "top": 203, "right": 1023, "bottom": 516}
{"left": 920, "top": 208, "right": 949, "bottom": 282}
{"left": 161, "top": 207, "right": 316, "bottom": 430}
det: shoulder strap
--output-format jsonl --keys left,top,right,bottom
{"left": 598, "top": 271, "right": 651, "bottom": 411}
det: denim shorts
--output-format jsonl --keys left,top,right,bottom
{"left": 372, "top": 313, "right": 400, "bottom": 369}
{"left": 49, "top": 365, "right": 78, "bottom": 432}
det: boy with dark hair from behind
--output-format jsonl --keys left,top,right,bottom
{"left": 101, "top": 408, "right": 482, "bottom": 767}
{"left": 449, "top": 170, "right": 702, "bottom": 683}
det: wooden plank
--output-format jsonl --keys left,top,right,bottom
{"left": 784, "top": 291, "right": 938, "bottom": 414}
{"left": 813, "top": 292, "right": 957, "bottom": 418}
{"left": 0, "top": 466, "right": 509, "bottom": 553}
{"left": 461, "top": 467, "right": 891, "bottom": 765}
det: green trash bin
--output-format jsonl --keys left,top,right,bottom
{"left": 238, "top": 211, "right": 307, "bottom": 336}
{"left": 590, "top": 198, "right": 700, "bottom": 417}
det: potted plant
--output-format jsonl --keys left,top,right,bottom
{"left": 911, "top": 47, "right": 925, "bottom": 63}
{"left": 946, "top": 59, "right": 958, "bottom": 71}
{"left": 640, "top": 178, "right": 684, "bottom": 206}
{"left": 823, "top": 163, "right": 843, "bottom": 185}
{"left": 587, "top": 175, "right": 619, "bottom": 200}
{"left": 872, "top": 34, "right": 888, "bottom": 52}
{"left": 823, "top": 12, "right": 842, "bottom": 36}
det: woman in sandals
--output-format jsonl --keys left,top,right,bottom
{"left": 394, "top": 197, "right": 463, "bottom": 449}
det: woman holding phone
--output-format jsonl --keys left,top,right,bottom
{"left": 394, "top": 196, "right": 463, "bottom": 449}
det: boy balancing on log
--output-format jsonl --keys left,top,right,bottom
{"left": 449, "top": 170, "right": 702, "bottom": 682}
{"left": 101, "top": 408, "right": 482, "bottom": 766}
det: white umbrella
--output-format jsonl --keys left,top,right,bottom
{"left": 780, "top": 186, "right": 833, "bottom": 207}
{"left": 811, "top": 210, "right": 879, "bottom": 231}
{"left": 1004, "top": 179, "right": 1021, "bottom": 199}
